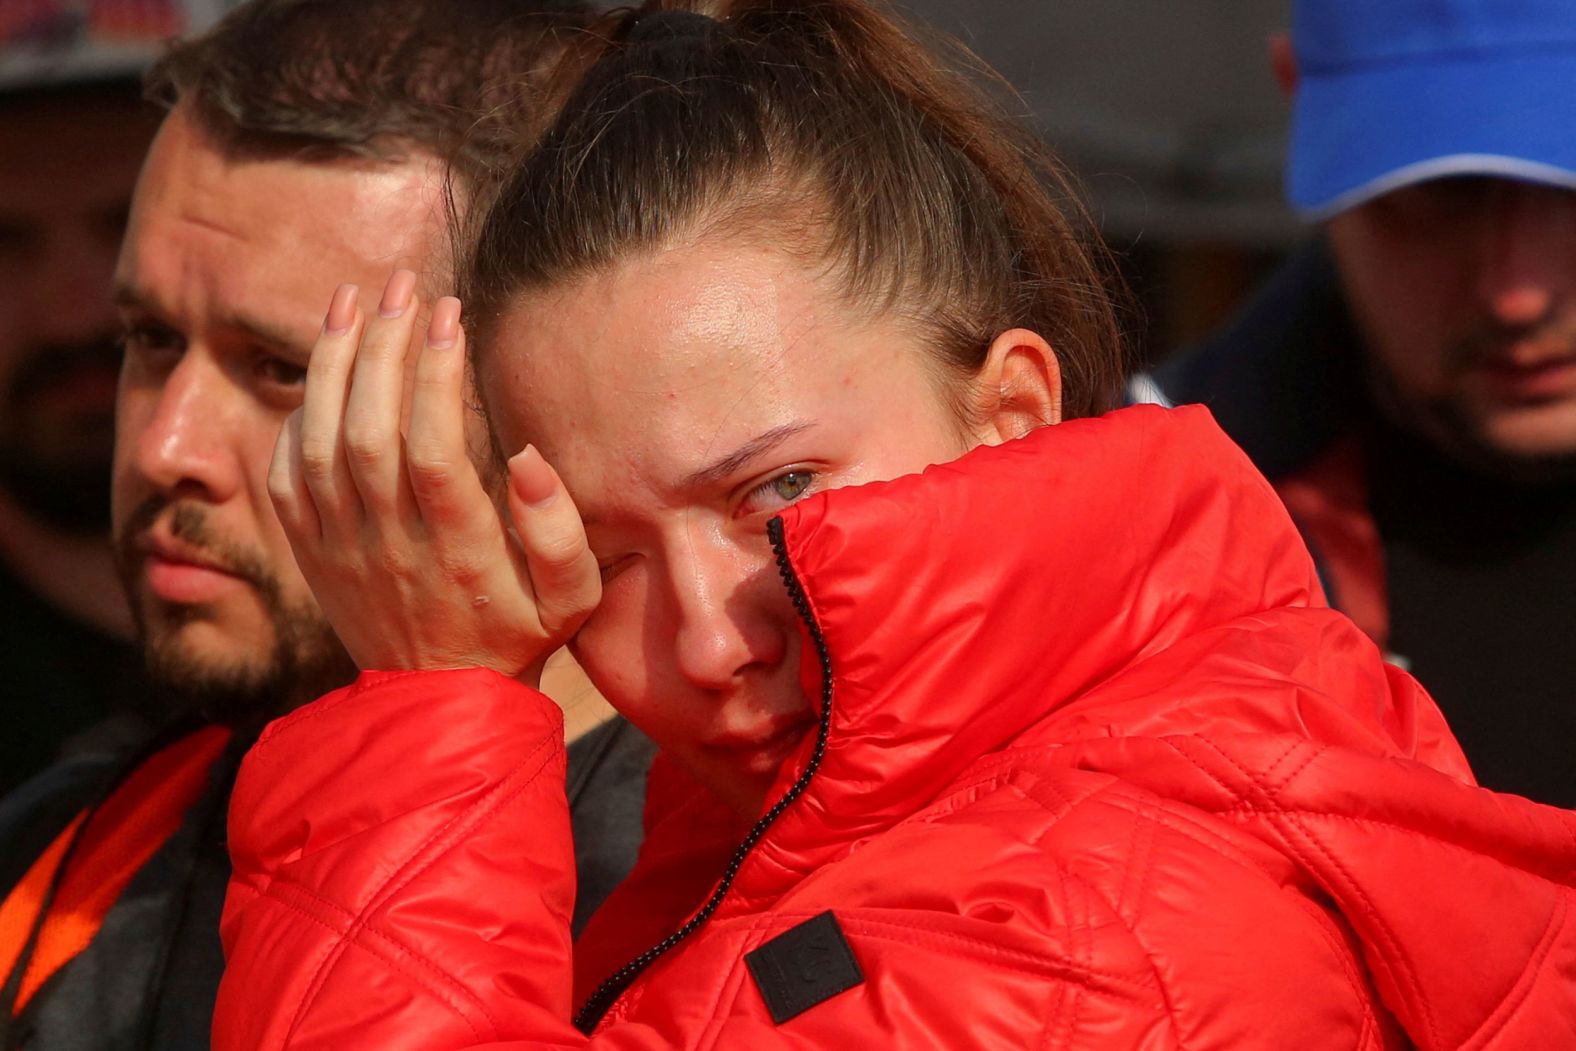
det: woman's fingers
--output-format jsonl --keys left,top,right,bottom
{"left": 298, "top": 283, "right": 365, "bottom": 531}
{"left": 268, "top": 408, "right": 323, "bottom": 543}
{"left": 341, "top": 270, "right": 422, "bottom": 513}
{"left": 406, "top": 297, "right": 487, "bottom": 526}
{"left": 276, "top": 285, "right": 590, "bottom": 678}
{"left": 507, "top": 445, "right": 601, "bottom": 637}
{"left": 272, "top": 290, "right": 598, "bottom": 678}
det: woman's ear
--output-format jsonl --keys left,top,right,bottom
{"left": 973, "top": 328, "right": 1062, "bottom": 446}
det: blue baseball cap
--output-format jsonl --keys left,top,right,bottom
{"left": 1287, "top": 0, "right": 1576, "bottom": 219}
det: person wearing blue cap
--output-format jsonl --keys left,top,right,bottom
{"left": 1137, "top": 0, "right": 1576, "bottom": 808}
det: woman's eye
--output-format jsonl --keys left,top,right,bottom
{"left": 597, "top": 555, "right": 634, "bottom": 583}
{"left": 740, "top": 469, "right": 817, "bottom": 516}
{"left": 769, "top": 471, "right": 814, "bottom": 502}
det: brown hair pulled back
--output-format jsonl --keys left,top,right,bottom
{"left": 464, "top": 0, "right": 1129, "bottom": 420}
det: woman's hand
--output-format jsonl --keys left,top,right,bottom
{"left": 268, "top": 270, "right": 600, "bottom": 684}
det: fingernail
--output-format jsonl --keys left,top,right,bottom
{"left": 378, "top": 269, "right": 418, "bottom": 318}
{"left": 325, "top": 284, "right": 358, "bottom": 334}
{"left": 510, "top": 445, "right": 558, "bottom": 508}
{"left": 427, "top": 296, "right": 461, "bottom": 349}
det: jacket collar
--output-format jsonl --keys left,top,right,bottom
{"left": 582, "top": 407, "right": 1571, "bottom": 1045}
{"left": 729, "top": 403, "right": 1327, "bottom": 903}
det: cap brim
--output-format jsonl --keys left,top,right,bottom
{"left": 1288, "top": 47, "right": 1576, "bottom": 220}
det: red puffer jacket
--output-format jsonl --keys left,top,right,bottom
{"left": 214, "top": 406, "right": 1576, "bottom": 1050}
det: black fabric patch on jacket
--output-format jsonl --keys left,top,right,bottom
{"left": 746, "top": 911, "right": 864, "bottom": 1024}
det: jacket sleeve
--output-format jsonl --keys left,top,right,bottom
{"left": 214, "top": 668, "right": 588, "bottom": 1050}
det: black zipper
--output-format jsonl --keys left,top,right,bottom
{"left": 572, "top": 515, "right": 835, "bottom": 1033}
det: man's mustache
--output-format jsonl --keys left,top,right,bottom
{"left": 1449, "top": 313, "right": 1576, "bottom": 373}
{"left": 115, "top": 498, "right": 271, "bottom": 590}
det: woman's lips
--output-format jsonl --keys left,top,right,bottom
{"left": 705, "top": 718, "right": 817, "bottom": 778}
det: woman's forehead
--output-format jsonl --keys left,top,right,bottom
{"left": 488, "top": 241, "right": 902, "bottom": 438}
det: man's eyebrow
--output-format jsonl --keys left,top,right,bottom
{"left": 681, "top": 422, "right": 814, "bottom": 491}
{"left": 218, "top": 309, "right": 312, "bottom": 358}
{"left": 112, "top": 282, "right": 309, "bottom": 356}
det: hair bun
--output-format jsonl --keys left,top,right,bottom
{"left": 625, "top": 9, "right": 721, "bottom": 46}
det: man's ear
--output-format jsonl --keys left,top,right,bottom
{"left": 1270, "top": 31, "right": 1299, "bottom": 98}
{"left": 972, "top": 328, "right": 1062, "bottom": 446}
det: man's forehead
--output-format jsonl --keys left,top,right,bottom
{"left": 144, "top": 110, "right": 443, "bottom": 246}
{"left": 119, "top": 110, "right": 449, "bottom": 331}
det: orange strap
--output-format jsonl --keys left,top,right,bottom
{"left": 0, "top": 726, "right": 230, "bottom": 1016}
{"left": 0, "top": 813, "right": 88, "bottom": 999}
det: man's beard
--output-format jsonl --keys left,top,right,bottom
{"left": 1367, "top": 313, "right": 1576, "bottom": 484}
{"left": 0, "top": 337, "right": 123, "bottom": 535}
{"left": 114, "top": 498, "right": 358, "bottom": 732}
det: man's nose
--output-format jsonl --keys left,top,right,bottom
{"left": 1477, "top": 183, "right": 1576, "bottom": 327}
{"left": 668, "top": 545, "right": 789, "bottom": 692}
{"left": 129, "top": 352, "right": 244, "bottom": 503}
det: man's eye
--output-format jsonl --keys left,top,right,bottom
{"left": 1381, "top": 178, "right": 1493, "bottom": 227}
{"left": 120, "top": 322, "right": 185, "bottom": 356}
{"left": 255, "top": 356, "right": 308, "bottom": 388}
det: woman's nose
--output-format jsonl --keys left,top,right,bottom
{"left": 668, "top": 547, "right": 789, "bottom": 691}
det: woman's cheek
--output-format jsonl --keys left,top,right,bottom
{"left": 572, "top": 573, "right": 654, "bottom": 718}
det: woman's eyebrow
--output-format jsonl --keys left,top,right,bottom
{"left": 680, "top": 422, "right": 814, "bottom": 490}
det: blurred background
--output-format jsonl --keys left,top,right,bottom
{"left": 897, "top": 0, "right": 1298, "bottom": 361}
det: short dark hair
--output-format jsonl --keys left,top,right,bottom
{"left": 146, "top": 0, "right": 591, "bottom": 183}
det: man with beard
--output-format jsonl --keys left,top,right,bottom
{"left": 0, "top": 76, "right": 163, "bottom": 797}
{"left": 1137, "top": 0, "right": 1576, "bottom": 806}
{"left": 0, "top": 2, "right": 653, "bottom": 1047}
